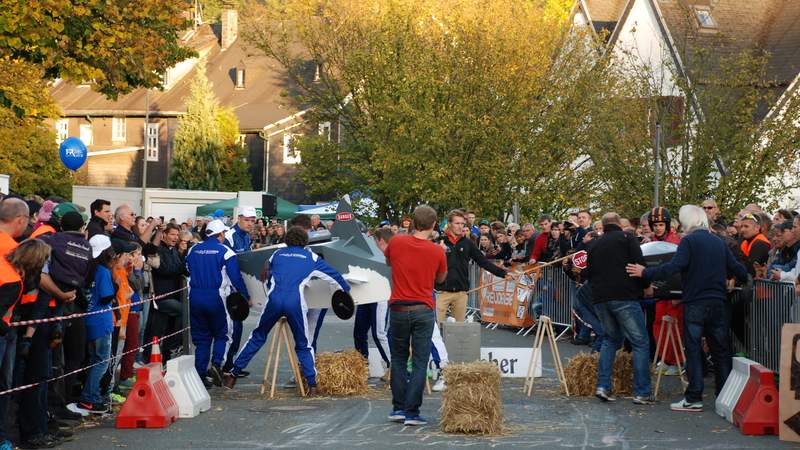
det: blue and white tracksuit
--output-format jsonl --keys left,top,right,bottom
{"left": 353, "top": 301, "right": 390, "bottom": 364}
{"left": 431, "top": 292, "right": 449, "bottom": 369}
{"left": 223, "top": 224, "right": 252, "bottom": 371}
{"left": 231, "top": 246, "right": 349, "bottom": 386}
{"left": 185, "top": 237, "right": 249, "bottom": 379}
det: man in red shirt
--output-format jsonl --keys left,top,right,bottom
{"left": 384, "top": 205, "right": 447, "bottom": 426}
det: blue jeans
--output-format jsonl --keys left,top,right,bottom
{"left": 573, "top": 283, "right": 605, "bottom": 352}
{"left": 595, "top": 300, "right": 651, "bottom": 397}
{"left": 683, "top": 299, "right": 732, "bottom": 403}
{"left": 81, "top": 334, "right": 112, "bottom": 405}
{"left": 389, "top": 306, "right": 434, "bottom": 417}
{"left": 0, "top": 329, "right": 16, "bottom": 442}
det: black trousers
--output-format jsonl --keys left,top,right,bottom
{"left": 17, "top": 324, "right": 51, "bottom": 441}
{"left": 143, "top": 309, "right": 182, "bottom": 362}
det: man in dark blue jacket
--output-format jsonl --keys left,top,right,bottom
{"left": 222, "top": 206, "right": 256, "bottom": 375}
{"left": 627, "top": 204, "right": 748, "bottom": 413}
{"left": 186, "top": 219, "right": 250, "bottom": 386}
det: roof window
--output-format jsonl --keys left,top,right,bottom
{"left": 694, "top": 7, "right": 717, "bottom": 29}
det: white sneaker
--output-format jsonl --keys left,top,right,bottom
{"left": 670, "top": 398, "right": 703, "bottom": 412}
{"left": 432, "top": 378, "right": 446, "bottom": 392}
{"left": 66, "top": 402, "right": 90, "bottom": 417}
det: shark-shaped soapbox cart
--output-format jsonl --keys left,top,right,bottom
{"left": 236, "top": 196, "right": 391, "bottom": 319}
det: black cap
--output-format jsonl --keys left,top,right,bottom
{"left": 776, "top": 221, "right": 794, "bottom": 232}
{"left": 60, "top": 211, "right": 85, "bottom": 232}
{"left": 111, "top": 239, "right": 137, "bottom": 254}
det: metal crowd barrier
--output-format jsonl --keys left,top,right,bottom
{"left": 466, "top": 262, "right": 483, "bottom": 321}
{"left": 744, "top": 279, "right": 796, "bottom": 372}
{"left": 530, "top": 265, "right": 575, "bottom": 329}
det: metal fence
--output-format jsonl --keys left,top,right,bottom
{"left": 467, "top": 263, "right": 798, "bottom": 372}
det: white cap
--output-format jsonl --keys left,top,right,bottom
{"left": 89, "top": 234, "right": 112, "bottom": 259}
{"left": 205, "top": 219, "right": 229, "bottom": 236}
{"left": 239, "top": 206, "right": 257, "bottom": 218}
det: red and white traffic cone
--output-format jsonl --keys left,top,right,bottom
{"left": 150, "top": 336, "right": 163, "bottom": 364}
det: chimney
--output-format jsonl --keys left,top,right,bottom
{"left": 220, "top": 6, "right": 238, "bottom": 50}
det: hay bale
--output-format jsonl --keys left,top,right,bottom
{"left": 440, "top": 362, "right": 503, "bottom": 435}
{"left": 563, "top": 351, "right": 637, "bottom": 397}
{"left": 611, "top": 350, "right": 634, "bottom": 396}
{"left": 564, "top": 352, "right": 599, "bottom": 396}
{"left": 315, "top": 351, "right": 369, "bottom": 396}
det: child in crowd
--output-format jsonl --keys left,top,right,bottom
{"left": 118, "top": 244, "right": 144, "bottom": 390}
{"left": 69, "top": 236, "right": 116, "bottom": 416}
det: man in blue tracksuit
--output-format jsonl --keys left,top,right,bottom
{"left": 222, "top": 206, "right": 257, "bottom": 375}
{"left": 223, "top": 226, "right": 349, "bottom": 394}
{"left": 186, "top": 219, "right": 250, "bottom": 386}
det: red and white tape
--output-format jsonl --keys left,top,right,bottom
{"left": 0, "top": 326, "right": 190, "bottom": 396}
{"left": 8, "top": 287, "right": 188, "bottom": 327}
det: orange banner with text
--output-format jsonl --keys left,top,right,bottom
{"left": 478, "top": 263, "right": 535, "bottom": 328}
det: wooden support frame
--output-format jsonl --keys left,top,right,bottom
{"left": 652, "top": 314, "right": 688, "bottom": 399}
{"left": 523, "top": 315, "right": 569, "bottom": 397}
{"left": 261, "top": 318, "right": 307, "bottom": 398}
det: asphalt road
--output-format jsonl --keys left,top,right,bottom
{"left": 59, "top": 313, "right": 793, "bottom": 450}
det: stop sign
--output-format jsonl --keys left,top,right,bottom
{"left": 572, "top": 250, "right": 588, "bottom": 269}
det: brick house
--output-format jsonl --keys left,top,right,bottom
{"left": 49, "top": 7, "right": 329, "bottom": 204}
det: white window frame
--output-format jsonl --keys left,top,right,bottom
{"left": 282, "top": 133, "right": 301, "bottom": 164}
{"left": 318, "top": 121, "right": 331, "bottom": 141}
{"left": 145, "top": 123, "right": 159, "bottom": 162}
{"left": 112, "top": 117, "right": 127, "bottom": 142}
{"left": 235, "top": 68, "right": 245, "bottom": 89}
{"left": 79, "top": 123, "right": 93, "bottom": 146}
{"left": 55, "top": 119, "right": 69, "bottom": 144}
{"left": 694, "top": 7, "right": 717, "bottom": 29}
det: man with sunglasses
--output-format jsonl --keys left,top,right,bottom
{"left": 700, "top": 199, "right": 725, "bottom": 227}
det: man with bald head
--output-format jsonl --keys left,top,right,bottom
{"left": 585, "top": 212, "right": 653, "bottom": 405}
{"left": 0, "top": 198, "right": 30, "bottom": 256}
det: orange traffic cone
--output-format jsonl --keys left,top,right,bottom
{"left": 150, "top": 337, "right": 162, "bottom": 364}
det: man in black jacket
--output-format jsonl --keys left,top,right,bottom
{"left": 143, "top": 223, "right": 187, "bottom": 362}
{"left": 585, "top": 212, "right": 653, "bottom": 405}
{"left": 86, "top": 199, "right": 112, "bottom": 238}
{"left": 435, "top": 209, "right": 511, "bottom": 323}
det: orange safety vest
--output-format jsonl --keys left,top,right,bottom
{"left": 0, "top": 232, "right": 18, "bottom": 258}
{"left": 30, "top": 224, "right": 56, "bottom": 239}
{"left": 0, "top": 260, "right": 23, "bottom": 325}
{"left": 740, "top": 233, "right": 771, "bottom": 257}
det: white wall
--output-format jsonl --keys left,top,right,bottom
{"left": 611, "top": 0, "right": 680, "bottom": 97}
{"left": 0, "top": 174, "right": 9, "bottom": 195}
{"left": 72, "top": 186, "right": 235, "bottom": 222}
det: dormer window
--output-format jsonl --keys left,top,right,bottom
{"left": 694, "top": 7, "right": 717, "bottom": 29}
{"left": 235, "top": 62, "right": 246, "bottom": 89}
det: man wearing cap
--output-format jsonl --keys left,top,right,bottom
{"left": 738, "top": 213, "right": 771, "bottom": 275}
{"left": 185, "top": 219, "right": 250, "bottom": 386}
{"left": 221, "top": 206, "right": 257, "bottom": 375}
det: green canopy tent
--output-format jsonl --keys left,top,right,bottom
{"left": 195, "top": 196, "right": 298, "bottom": 220}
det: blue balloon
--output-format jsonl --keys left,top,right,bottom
{"left": 59, "top": 137, "right": 88, "bottom": 171}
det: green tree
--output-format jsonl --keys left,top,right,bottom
{"left": 0, "top": 0, "right": 196, "bottom": 116}
{"left": 585, "top": 27, "right": 800, "bottom": 218}
{"left": 243, "top": 0, "right": 633, "bottom": 219}
{"left": 170, "top": 59, "right": 225, "bottom": 190}
{"left": 217, "top": 106, "right": 252, "bottom": 191}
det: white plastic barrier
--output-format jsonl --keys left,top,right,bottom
{"left": 164, "top": 355, "right": 211, "bottom": 418}
{"left": 716, "top": 357, "right": 758, "bottom": 422}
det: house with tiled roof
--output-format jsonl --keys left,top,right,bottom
{"left": 607, "top": 0, "right": 800, "bottom": 119}
{"left": 49, "top": 5, "right": 325, "bottom": 203}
